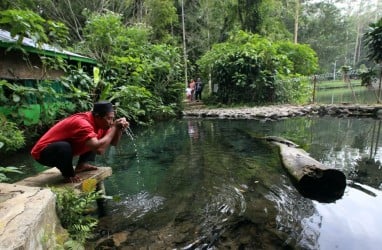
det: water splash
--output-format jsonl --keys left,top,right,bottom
{"left": 119, "top": 191, "right": 165, "bottom": 220}
{"left": 124, "top": 127, "right": 142, "bottom": 188}
{"left": 124, "top": 127, "right": 138, "bottom": 156}
{"left": 124, "top": 127, "right": 136, "bottom": 141}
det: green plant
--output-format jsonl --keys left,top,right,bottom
{"left": 0, "top": 9, "right": 69, "bottom": 47}
{"left": 0, "top": 165, "right": 23, "bottom": 182}
{"left": 81, "top": 12, "right": 184, "bottom": 124}
{"left": 0, "top": 142, "right": 24, "bottom": 182}
{"left": 197, "top": 30, "right": 317, "bottom": 105}
{"left": 360, "top": 69, "right": 377, "bottom": 87}
{"left": 60, "top": 67, "right": 97, "bottom": 111}
{"left": 0, "top": 115, "right": 25, "bottom": 152}
{"left": 52, "top": 183, "right": 102, "bottom": 246}
{"left": 0, "top": 78, "right": 67, "bottom": 127}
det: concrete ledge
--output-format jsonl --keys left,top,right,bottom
{"left": 15, "top": 167, "right": 112, "bottom": 189}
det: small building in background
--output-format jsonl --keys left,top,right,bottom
{"left": 0, "top": 29, "right": 97, "bottom": 125}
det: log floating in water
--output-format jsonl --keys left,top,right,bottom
{"left": 265, "top": 136, "right": 346, "bottom": 203}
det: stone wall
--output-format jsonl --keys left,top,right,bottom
{"left": 182, "top": 104, "right": 382, "bottom": 120}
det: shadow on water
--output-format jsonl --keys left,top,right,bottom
{"left": 5, "top": 117, "right": 382, "bottom": 249}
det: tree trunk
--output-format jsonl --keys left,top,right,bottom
{"left": 294, "top": 0, "right": 300, "bottom": 44}
{"left": 265, "top": 136, "right": 346, "bottom": 203}
{"left": 181, "top": 0, "right": 188, "bottom": 88}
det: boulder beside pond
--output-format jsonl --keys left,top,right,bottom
{"left": 0, "top": 183, "right": 67, "bottom": 249}
{"left": 265, "top": 136, "right": 346, "bottom": 203}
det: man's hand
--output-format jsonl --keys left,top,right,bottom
{"left": 115, "top": 117, "right": 129, "bottom": 130}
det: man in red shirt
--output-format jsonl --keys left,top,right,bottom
{"left": 31, "top": 101, "right": 129, "bottom": 182}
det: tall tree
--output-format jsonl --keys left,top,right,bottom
{"left": 1, "top": 0, "right": 137, "bottom": 41}
{"left": 144, "top": 0, "right": 178, "bottom": 43}
{"left": 237, "top": 0, "right": 263, "bottom": 33}
{"left": 344, "top": 0, "right": 378, "bottom": 68}
{"left": 293, "top": 0, "right": 301, "bottom": 43}
{"left": 258, "top": 0, "right": 292, "bottom": 40}
{"left": 298, "top": 2, "right": 351, "bottom": 73}
{"left": 364, "top": 17, "right": 382, "bottom": 101}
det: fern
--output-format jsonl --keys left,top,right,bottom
{"left": 52, "top": 183, "right": 102, "bottom": 245}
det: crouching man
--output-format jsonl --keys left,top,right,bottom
{"left": 31, "top": 101, "right": 129, "bottom": 183}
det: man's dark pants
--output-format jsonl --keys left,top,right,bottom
{"left": 37, "top": 141, "right": 95, "bottom": 177}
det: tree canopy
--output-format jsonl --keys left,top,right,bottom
{"left": 0, "top": 0, "right": 381, "bottom": 127}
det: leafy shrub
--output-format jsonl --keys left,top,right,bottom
{"left": 197, "top": 30, "right": 317, "bottom": 105}
{"left": 81, "top": 12, "right": 184, "bottom": 124}
{"left": 52, "top": 180, "right": 102, "bottom": 246}
{"left": 0, "top": 115, "right": 25, "bottom": 152}
{"left": 0, "top": 165, "right": 23, "bottom": 182}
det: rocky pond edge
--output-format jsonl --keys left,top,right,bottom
{"left": 182, "top": 103, "right": 382, "bottom": 120}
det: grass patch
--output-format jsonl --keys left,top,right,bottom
{"left": 315, "top": 80, "right": 361, "bottom": 89}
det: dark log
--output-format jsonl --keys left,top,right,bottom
{"left": 266, "top": 136, "right": 346, "bottom": 203}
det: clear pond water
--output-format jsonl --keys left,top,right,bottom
{"left": 5, "top": 116, "right": 382, "bottom": 249}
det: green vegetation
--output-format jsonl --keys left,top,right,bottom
{"left": 0, "top": 1, "right": 380, "bottom": 154}
{"left": 315, "top": 85, "right": 378, "bottom": 104}
{"left": 0, "top": 112, "right": 25, "bottom": 182}
{"left": 0, "top": 164, "right": 23, "bottom": 182}
{"left": 197, "top": 31, "right": 317, "bottom": 105}
{"left": 0, "top": 2, "right": 380, "bottom": 248}
{"left": 0, "top": 4, "right": 381, "bottom": 123}
{"left": 52, "top": 179, "right": 102, "bottom": 248}
{"left": 364, "top": 17, "right": 382, "bottom": 102}
{"left": 0, "top": 115, "right": 25, "bottom": 152}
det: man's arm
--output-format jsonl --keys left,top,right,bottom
{"left": 85, "top": 118, "right": 129, "bottom": 154}
{"left": 86, "top": 126, "right": 120, "bottom": 154}
{"left": 111, "top": 129, "right": 123, "bottom": 146}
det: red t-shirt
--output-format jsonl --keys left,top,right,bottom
{"left": 31, "top": 112, "right": 110, "bottom": 160}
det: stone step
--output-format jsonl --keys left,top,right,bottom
{"left": 183, "top": 100, "right": 206, "bottom": 110}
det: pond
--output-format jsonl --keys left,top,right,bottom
{"left": 4, "top": 116, "right": 382, "bottom": 249}
{"left": 315, "top": 85, "right": 379, "bottom": 105}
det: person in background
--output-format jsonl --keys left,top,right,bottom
{"left": 31, "top": 101, "right": 129, "bottom": 183}
{"left": 186, "top": 83, "right": 192, "bottom": 102}
{"left": 195, "top": 77, "right": 203, "bottom": 101}
{"left": 189, "top": 79, "right": 196, "bottom": 101}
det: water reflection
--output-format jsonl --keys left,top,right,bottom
{"left": 4, "top": 117, "right": 382, "bottom": 249}
{"left": 81, "top": 117, "right": 382, "bottom": 249}
{"left": 313, "top": 183, "right": 382, "bottom": 250}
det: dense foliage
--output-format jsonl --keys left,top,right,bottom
{"left": 53, "top": 180, "right": 102, "bottom": 247}
{"left": 197, "top": 31, "right": 316, "bottom": 105}
{"left": 363, "top": 17, "right": 382, "bottom": 101}
{"left": 0, "top": 1, "right": 380, "bottom": 140}
{"left": 79, "top": 12, "right": 184, "bottom": 125}
{"left": 0, "top": 115, "right": 25, "bottom": 152}
{"left": 364, "top": 17, "right": 382, "bottom": 64}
